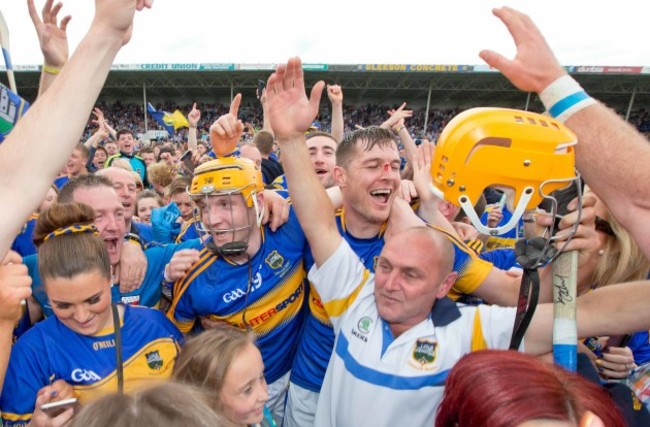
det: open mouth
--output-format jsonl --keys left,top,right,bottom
{"left": 315, "top": 168, "right": 328, "bottom": 176}
{"left": 370, "top": 189, "right": 392, "bottom": 204}
{"left": 104, "top": 237, "right": 119, "bottom": 254}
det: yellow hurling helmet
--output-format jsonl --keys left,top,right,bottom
{"left": 430, "top": 108, "right": 577, "bottom": 235}
{"left": 190, "top": 157, "right": 264, "bottom": 208}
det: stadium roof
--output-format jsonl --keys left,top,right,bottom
{"left": 9, "top": 63, "right": 650, "bottom": 112}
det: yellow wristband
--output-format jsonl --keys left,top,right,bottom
{"left": 43, "top": 65, "right": 60, "bottom": 75}
{"left": 394, "top": 125, "right": 405, "bottom": 133}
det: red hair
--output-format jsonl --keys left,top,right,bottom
{"left": 436, "top": 350, "right": 625, "bottom": 427}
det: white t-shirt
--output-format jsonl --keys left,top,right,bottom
{"left": 310, "top": 240, "right": 516, "bottom": 427}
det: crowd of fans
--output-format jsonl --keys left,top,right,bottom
{"left": 83, "top": 101, "right": 650, "bottom": 143}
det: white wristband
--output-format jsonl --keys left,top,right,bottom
{"left": 539, "top": 75, "right": 597, "bottom": 123}
{"left": 163, "top": 264, "right": 174, "bottom": 284}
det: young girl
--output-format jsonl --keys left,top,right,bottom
{"left": 0, "top": 202, "right": 184, "bottom": 426}
{"left": 173, "top": 328, "right": 271, "bottom": 427}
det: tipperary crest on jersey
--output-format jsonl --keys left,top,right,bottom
{"left": 409, "top": 339, "right": 438, "bottom": 370}
{"left": 146, "top": 350, "right": 163, "bottom": 370}
{"left": 265, "top": 250, "right": 284, "bottom": 269}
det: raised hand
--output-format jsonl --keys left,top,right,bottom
{"left": 28, "top": 0, "right": 72, "bottom": 69}
{"left": 265, "top": 57, "right": 325, "bottom": 140}
{"left": 188, "top": 102, "right": 201, "bottom": 128}
{"left": 209, "top": 94, "right": 243, "bottom": 156}
{"left": 326, "top": 84, "right": 343, "bottom": 105}
{"left": 381, "top": 102, "right": 413, "bottom": 130}
{"left": 0, "top": 250, "right": 32, "bottom": 325}
{"left": 479, "top": 7, "right": 566, "bottom": 94}
{"left": 91, "top": 0, "right": 154, "bottom": 46}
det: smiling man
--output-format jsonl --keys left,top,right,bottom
{"left": 23, "top": 175, "right": 195, "bottom": 319}
{"left": 105, "top": 129, "right": 148, "bottom": 186}
{"left": 165, "top": 157, "right": 307, "bottom": 422}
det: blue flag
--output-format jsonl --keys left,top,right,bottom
{"left": 147, "top": 102, "right": 174, "bottom": 134}
{"left": 0, "top": 83, "right": 30, "bottom": 143}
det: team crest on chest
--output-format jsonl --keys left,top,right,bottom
{"left": 265, "top": 250, "right": 284, "bottom": 269}
{"left": 409, "top": 339, "right": 438, "bottom": 370}
{"left": 146, "top": 350, "right": 163, "bottom": 370}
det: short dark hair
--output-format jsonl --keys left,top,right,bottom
{"left": 157, "top": 146, "right": 175, "bottom": 161}
{"left": 58, "top": 174, "right": 114, "bottom": 203}
{"left": 306, "top": 131, "right": 338, "bottom": 145}
{"left": 336, "top": 126, "right": 396, "bottom": 169}
{"left": 75, "top": 144, "right": 90, "bottom": 160}
{"left": 138, "top": 147, "right": 154, "bottom": 156}
{"left": 253, "top": 130, "right": 275, "bottom": 155}
{"left": 116, "top": 128, "right": 134, "bottom": 140}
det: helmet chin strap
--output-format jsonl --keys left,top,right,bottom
{"left": 206, "top": 240, "right": 249, "bottom": 258}
{"left": 460, "top": 187, "right": 535, "bottom": 236}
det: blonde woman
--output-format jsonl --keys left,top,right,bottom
{"left": 579, "top": 188, "right": 650, "bottom": 379}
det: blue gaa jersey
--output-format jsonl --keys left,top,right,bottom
{"left": 167, "top": 209, "right": 307, "bottom": 384}
{"left": 175, "top": 218, "right": 202, "bottom": 243}
{"left": 290, "top": 211, "right": 494, "bottom": 393}
{"left": 310, "top": 240, "right": 515, "bottom": 427}
{"left": 10, "top": 214, "right": 38, "bottom": 258}
{"left": 481, "top": 204, "right": 524, "bottom": 250}
{"left": 12, "top": 304, "right": 32, "bottom": 343}
{"left": 0, "top": 305, "right": 183, "bottom": 427}
{"left": 25, "top": 239, "right": 199, "bottom": 317}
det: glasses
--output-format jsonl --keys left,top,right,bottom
{"left": 595, "top": 216, "right": 615, "bottom": 237}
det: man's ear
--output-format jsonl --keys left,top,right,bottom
{"left": 333, "top": 165, "right": 347, "bottom": 187}
{"left": 436, "top": 271, "right": 458, "bottom": 299}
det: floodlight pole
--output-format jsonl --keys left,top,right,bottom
{"left": 230, "top": 82, "right": 234, "bottom": 103}
{"left": 423, "top": 80, "right": 432, "bottom": 137}
{"left": 625, "top": 87, "right": 637, "bottom": 122}
{"left": 143, "top": 81, "right": 148, "bottom": 133}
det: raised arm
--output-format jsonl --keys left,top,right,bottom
{"left": 525, "top": 280, "right": 650, "bottom": 356}
{"left": 480, "top": 6, "right": 650, "bottom": 259}
{"left": 0, "top": 0, "right": 152, "bottom": 258}
{"left": 187, "top": 102, "right": 200, "bottom": 154}
{"left": 265, "top": 58, "right": 339, "bottom": 266}
{"left": 209, "top": 94, "right": 243, "bottom": 157}
{"left": 327, "top": 84, "right": 344, "bottom": 143}
{"left": 0, "top": 251, "right": 32, "bottom": 395}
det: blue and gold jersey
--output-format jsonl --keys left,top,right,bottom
{"left": 481, "top": 205, "right": 524, "bottom": 250}
{"left": 167, "top": 209, "right": 307, "bottom": 384}
{"left": 175, "top": 218, "right": 202, "bottom": 243}
{"left": 271, "top": 174, "right": 288, "bottom": 191}
{"left": 25, "top": 239, "right": 199, "bottom": 317}
{"left": 10, "top": 214, "right": 38, "bottom": 258}
{"left": 11, "top": 304, "right": 31, "bottom": 343}
{"left": 0, "top": 305, "right": 183, "bottom": 427}
{"left": 290, "top": 210, "right": 494, "bottom": 392}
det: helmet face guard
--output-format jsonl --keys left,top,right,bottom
{"left": 430, "top": 108, "right": 579, "bottom": 236}
{"left": 189, "top": 157, "right": 265, "bottom": 257}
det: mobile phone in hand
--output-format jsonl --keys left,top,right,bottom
{"left": 40, "top": 397, "right": 78, "bottom": 417}
{"left": 180, "top": 150, "right": 196, "bottom": 176}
